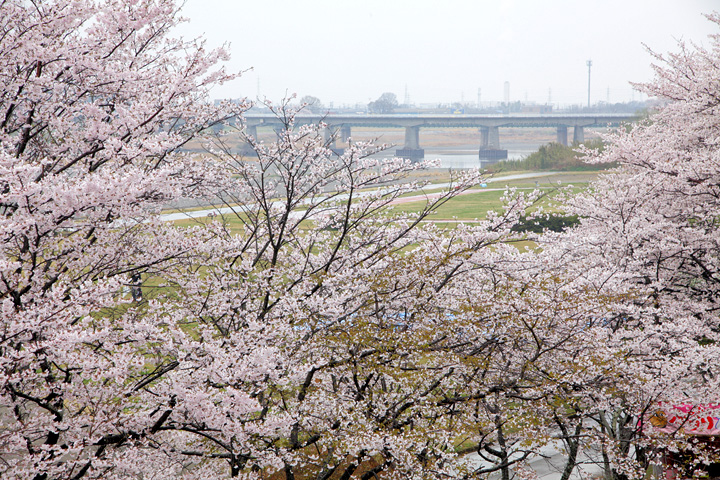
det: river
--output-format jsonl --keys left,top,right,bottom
{"left": 373, "top": 143, "right": 545, "bottom": 169}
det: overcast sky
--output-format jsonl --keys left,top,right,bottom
{"left": 176, "top": 0, "right": 719, "bottom": 107}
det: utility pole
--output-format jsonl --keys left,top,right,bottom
{"left": 586, "top": 60, "right": 592, "bottom": 108}
{"left": 504, "top": 81, "right": 510, "bottom": 114}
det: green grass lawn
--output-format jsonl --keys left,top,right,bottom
{"left": 392, "top": 190, "right": 508, "bottom": 220}
{"left": 171, "top": 186, "right": 586, "bottom": 232}
{"left": 393, "top": 191, "right": 558, "bottom": 221}
{"left": 165, "top": 171, "right": 595, "bottom": 235}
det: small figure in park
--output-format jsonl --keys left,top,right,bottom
{"left": 130, "top": 272, "right": 142, "bottom": 302}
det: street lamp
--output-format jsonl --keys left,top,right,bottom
{"left": 586, "top": 60, "right": 592, "bottom": 109}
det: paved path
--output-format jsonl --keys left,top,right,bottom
{"left": 464, "top": 441, "right": 604, "bottom": 479}
{"left": 160, "top": 172, "right": 561, "bottom": 222}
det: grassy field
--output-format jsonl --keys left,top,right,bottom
{"left": 391, "top": 189, "right": 508, "bottom": 220}
{"left": 393, "top": 188, "right": 582, "bottom": 220}
{"left": 389, "top": 171, "right": 594, "bottom": 220}
{"left": 168, "top": 172, "right": 595, "bottom": 233}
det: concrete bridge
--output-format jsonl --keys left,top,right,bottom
{"left": 242, "top": 113, "right": 638, "bottom": 161}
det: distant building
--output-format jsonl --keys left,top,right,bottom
{"left": 521, "top": 104, "right": 553, "bottom": 114}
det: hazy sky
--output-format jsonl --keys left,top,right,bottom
{"left": 177, "top": 0, "right": 719, "bottom": 107}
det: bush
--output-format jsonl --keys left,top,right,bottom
{"left": 511, "top": 214, "right": 580, "bottom": 233}
{"left": 489, "top": 139, "right": 613, "bottom": 172}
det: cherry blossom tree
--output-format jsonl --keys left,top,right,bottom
{"left": 541, "top": 12, "right": 720, "bottom": 479}
{"left": 0, "top": 1, "right": 562, "bottom": 477}
{"left": 11, "top": 0, "right": 719, "bottom": 479}
{"left": 0, "top": 0, "right": 245, "bottom": 477}
{"left": 157, "top": 106, "right": 560, "bottom": 478}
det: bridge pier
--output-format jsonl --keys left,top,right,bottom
{"left": 239, "top": 124, "right": 259, "bottom": 155}
{"left": 478, "top": 126, "right": 508, "bottom": 162}
{"left": 480, "top": 126, "right": 500, "bottom": 148}
{"left": 322, "top": 126, "right": 333, "bottom": 144}
{"left": 245, "top": 124, "right": 258, "bottom": 139}
{"left": 322, "top": 127, "right": 345, "bottom": 156}
{"left": 340, "top": 125, "right": 352, "bottom": 143}
{"left": 396, "top": 126, "right": 424, "bottom": 161}
{"left": 556, "top": 126, "right": 568, "bottom": 146}
{"left": 573, "top": 126, "right": 585, "bottom": 144}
